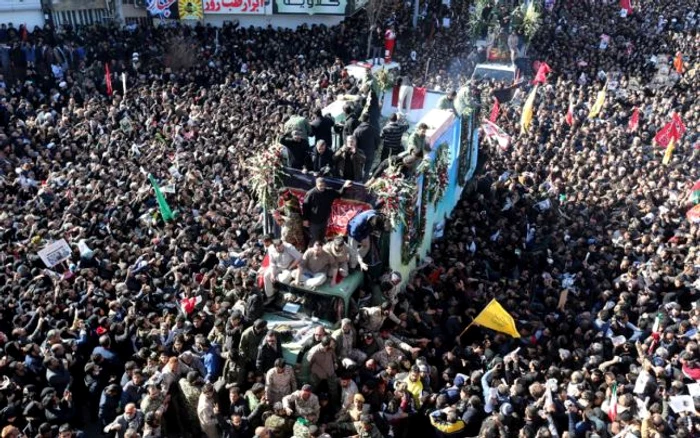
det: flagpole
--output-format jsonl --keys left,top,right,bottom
{"left": 457, "top": 320, "right": 476, "bottom": 339}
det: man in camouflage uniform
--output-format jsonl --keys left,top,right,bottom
{"left": 264, "top": 402, "right": 294, "bottom": 438}
{"left": 178, "top": 371, "right": 203, "bottom": 436}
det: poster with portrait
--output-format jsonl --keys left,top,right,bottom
{"left": 179, "top": 0, "right": 204, "bottom": 19}
{"left": 38, "top": 239, "right": 72, "bottom": 268}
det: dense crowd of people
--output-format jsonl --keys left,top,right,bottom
{"left": 0, "top": 0, "right": 697, "bottom": 436}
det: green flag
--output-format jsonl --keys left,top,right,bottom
{"left": 148, "top": 174, "right": 174, "bottom": 222}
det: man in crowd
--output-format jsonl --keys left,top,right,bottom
{"left": 380, "top": 113, "right": 409, "bottom": 161}
{"left": 0, "top": 1, "right": 697, "bottom": 437}
{"left": 263, "top": 238, "right": 303, "bottom": 304}
{"left": 302, "top": 178, "right": 352, "bottom": 243}
{"left": 333, "top": 135, "right": 366, "bottom": 182}
{"left": 295, "top": 240, "right": 336, "bottom": 289}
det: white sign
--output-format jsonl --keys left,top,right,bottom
{"left": 38, "top": 239, "right": 72, "bottom": 268}
{"left": 273, "top": 0, "right": 347, "bottom": 15}
{"left": 669, "top": 395, "right": 696, "bottom": 413}
{"left": 633, "top": 371, "right": 649, "bottom": 394}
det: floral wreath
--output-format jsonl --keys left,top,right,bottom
{"left": 417, "top": 142, "right": 451, "bottom": 204}
{"left": 246, "top": 144, "right": 287, "bottom": 211}
{"left": 367, "top": 163, "right": 416, "bottom": 230}
{"left": 401, "top": 188, "right": 426, "bottom": 265}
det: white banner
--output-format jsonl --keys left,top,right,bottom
{"left": 203, "top": 0, "right": 266, "bottom": 14}
{"left": 273, "top": 0, "right": 348, "bottom": 15}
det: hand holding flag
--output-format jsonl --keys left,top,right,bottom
{"left": 520, "top": 86, "right": 538, "bottom": 134}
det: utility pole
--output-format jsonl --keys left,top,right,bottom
{"left": 412, "top": 0, "right": 419, "bottom": 28}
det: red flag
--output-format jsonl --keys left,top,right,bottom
{"left": 654, "top": 122, "right": 679, "bottom": 149}
{"left": 390, "top": 85, "right": 426, "bottom": 109}
{"left": 672, "top": 112, "right": 686, "bottom": 136}
{"left": 533, "top": 62, "right": 552, "bottom": 85}
{"left": 620, "top": 0, "right": 632, "bottom": 14}
{"left": 565, "top": 102, "right": 574, "bottom": 126}
{"left": 628, "top": 107, "right": 640, "bottom": 132}
{"left": 489, "top": 98, "right": 500, "bottom": 123}
{"left": 105, "top": 63, "right": 113, "bottom": 96}
{"left": 410, "top": 87, "right": 426, "bottom": 109}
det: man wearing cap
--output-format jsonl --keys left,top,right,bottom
{"left": 265, "top": 402, "right": 294, "bottom": 437}
{"left": 282, "top": 385, "right": 320, "bottom": 420}
{"left": 353, "top": 414, "right": 383, "bottom": 438}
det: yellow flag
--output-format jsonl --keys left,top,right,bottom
{"left": 588, "top": 86, "right": 607, "bottom": 119}
{"left": 520, "top": 85, "right": 538, "bottom": 134}
{"left": 662, "top": 136, "right": 676, "bottom": 165}
{"left": 472, "top": 299, "right": 521, "bottom": 338}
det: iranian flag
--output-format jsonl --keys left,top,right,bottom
{"left": 608, "top": 382, "right": 618, "bottom": 421}
{"left": 565, "top": 102, "right": 574, "bottom": 126}
{"left": 690, "top": 180, "right": 700, "bottom": 205}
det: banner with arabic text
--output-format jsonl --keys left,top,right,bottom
{"left": 203, "top": 0, "right": 266, "bottom": 14}
{"left": 279, "top": 188, "right": 371, "bottom": 237}
{"left": 179, "top": 0, "right": 204, "bottom": 19}
{"left": 273, "top": 0, "right": 350, "bottom": 15}
{"left": 147, "top": 0, "right": 180, "bottom": 19}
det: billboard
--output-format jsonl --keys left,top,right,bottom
{"left": 179, "top": 0, "right": 204, "bottom": 19}
{"left": 273, "top": 0, "right": 349, "bottom": 15}
{"left": 51, "top": 0, "right": 106, "bottom": 10}
{"left": 203, "top": 0, "right": 266, "bottom": 14}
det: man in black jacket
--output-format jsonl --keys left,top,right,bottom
{"left": 334, "top": 103, "right": 359, "bottom": 148}
{"left": 305, "top": 140, "right": 334, "bottom": 176}
{"left": 279, "top": 131, "right": 310, "bottom": 169}
{"left": 353, "top": 113, "right": 380, "bottom": 176}
{"left": 379, "top": 113, "right": 409, "bottom": 161}
{"left": 302, "top": 177, "right": 352, "bottom": 243}
{"left": 310, "top": 109, "right": 334, "bottom": 148}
